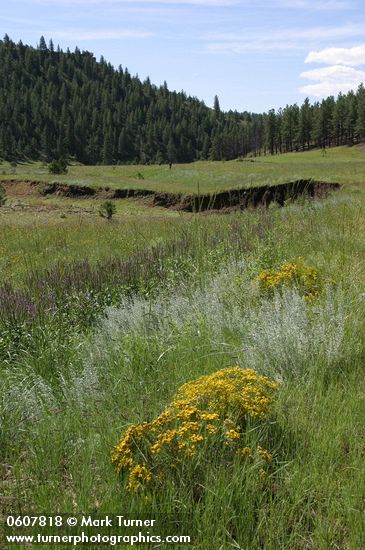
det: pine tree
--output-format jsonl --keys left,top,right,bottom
{"left": 167, "top": 137, "right": 177, "bottom": 163}
{"left": 344, "top": 91, "right": 357, "bottom": 144}
{"left": 264, "top": 109, "right": 276, "bottom": 155}
{"left": 213, "top": 95, "right": 221, "bottom": 113}
{"left": 38, "top": 36, "right": 47, "bottom": 51}
{"left": 298, "top": 98, "right": 312, "bottom": 150}
{"left": 355, "top": 84, "right": 365, "bottom": 141}
{"left": 102, "top": 126, "right": 114, "bottom": 165}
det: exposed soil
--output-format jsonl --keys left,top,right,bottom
{"left": 2, "top": 180, "right": 40, "bottom": 197}
{"left": 153, "top": 180, "right": 340, "bottom": 212}
{"left": 1, "top": 180, "right": 154, "bottom": 200}
{"left": 2, "top": 179, "right": 340, "bottom": 212}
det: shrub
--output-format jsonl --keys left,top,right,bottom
{"left": 0, "top": 183, "right": 6, "bottom": 206}
{"left": 99, "top": 200, "right": 116, "bottom": 220}
{"left": 48, "top": 158, "right": 68, "bottom": 174}
{"left": 112, "top": 367, "right": 279, "bottom": 493}
{"left": 256, "top": 257, "right": 325, "bottom": 301}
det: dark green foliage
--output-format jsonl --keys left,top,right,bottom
{"left": 0, "top": 36, "right": 221, "bottom": 164}
{"left": 48, "top": 158, "right": 68, "bottom": 174}
{"left": 0, "top": 35, "right": 364, "bottom": 165}
{"left": 213, "top": 94, "right": 221, "bottom": 113}
{"left": 99, "top": 200, "right": 116, "bottom": 220}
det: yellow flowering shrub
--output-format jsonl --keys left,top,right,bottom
{"left": 256, "top": 257, "right": 324, "bottom": 301}
{"left": 112, "top": 367, "right": 279, "bottom": 493}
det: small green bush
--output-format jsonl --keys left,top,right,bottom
{"left": 48, "top": 158, "right": 68, "bottom": 174}
{"left": 0, "top": 183, "right": 6, "bottom": 206}
{"left": 99, "top": 200, "right": 116, "bottom": 220}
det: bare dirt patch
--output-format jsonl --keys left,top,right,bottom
{"left": 2, "top": 180, "right": 40, "bottom": 197}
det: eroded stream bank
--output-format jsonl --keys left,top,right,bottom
{"left": 2, "top": 179, "right": 340, "bottom": 212}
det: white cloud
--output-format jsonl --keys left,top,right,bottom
{"left": 299, "top": 65, "right": 365, "bottom": 96}
{"left": 207, "top": 41, "right": 300, "bottom": 54}
{"left": 305, "top": 44, "right": 365, "bottom": 67}
{"left": 277, "top": 0, "right": 353, "bottom": 10}
{"left": 51, "top": 30, "right": 153, "bottom": 40}
{"left": 205, "top": 24, "right": 365, "bottom": 54}
{"left": 207, "top": 24, "right": 365, "bottom": 42}
{"left": 301, "top": 39, "right": 365, "bottom": 97}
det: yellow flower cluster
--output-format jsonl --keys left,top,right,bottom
{"left": 256, "top": 257, "right": 323, "bottom": 300}
{"left": 126, "top": 465, "right": 152, "bottom": 493}
{"left": 112, "top": 367, "right": 279, "bottom": 493}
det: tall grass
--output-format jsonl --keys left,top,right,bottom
{"left": 1, "top": 191, "right": 365, "bottom": 548}
{"left": 0, "top": 216, "right": 184, "bottom": 285}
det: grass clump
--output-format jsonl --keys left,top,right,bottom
{"left": 112, "top": 367, "right": 279, "bottom": 494}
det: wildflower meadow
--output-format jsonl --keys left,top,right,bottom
{"left": 1, "top": 151, "right": 365, "bottom": 548}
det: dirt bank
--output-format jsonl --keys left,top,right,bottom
{"left": 152, "top": 180, "right": 340, "bottom": 212}
{"left": 1, "top": 180, "right": 155, "bottom": 200}
{"left": 2, "top": 179, "right": 340, "bottom": 212}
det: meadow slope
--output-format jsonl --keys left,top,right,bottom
{"left": 1, "top": 146, "right": 365, "bottom": 193}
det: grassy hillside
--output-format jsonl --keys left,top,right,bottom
{"left": 1, "top": 149, "right": 365, "bottom": 548}
{"left": 1, "top": 145, "right": 365, "bottom": 194}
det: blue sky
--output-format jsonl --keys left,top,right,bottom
{"left": 1, "top": 0, "right": 365, "bottom": 112}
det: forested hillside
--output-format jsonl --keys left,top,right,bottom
{"left": 0, "top": 35, "right": 364, "bottom": 164}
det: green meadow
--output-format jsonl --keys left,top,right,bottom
{"left": 1, "top": 145, "right": 365, "bottom": 193}
{"left": 1, "top": 147, "right": 365, "bottom": 549}
{"left": 0, "top": 203, "right": 184, "bottom": 285}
